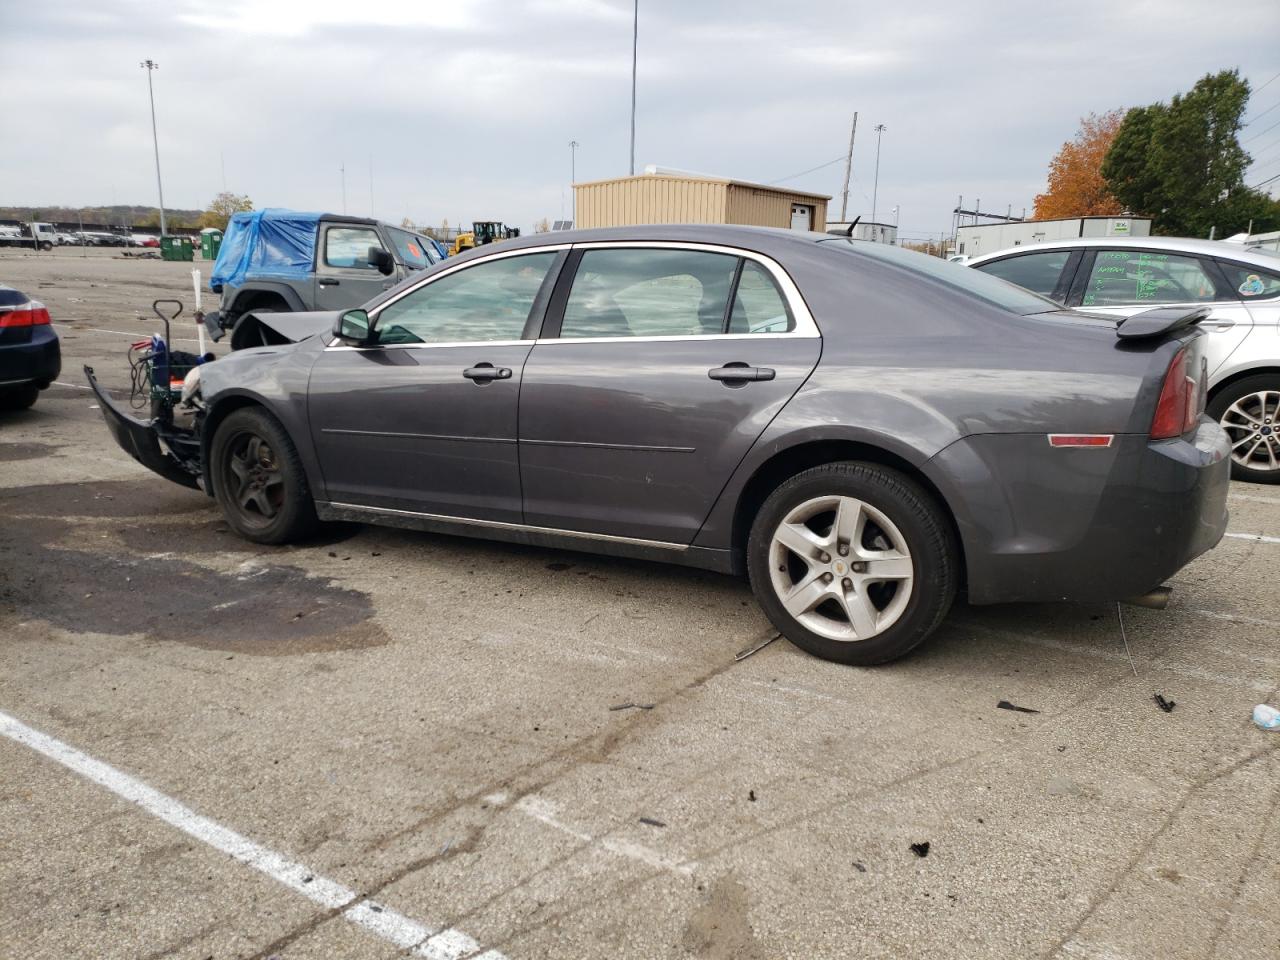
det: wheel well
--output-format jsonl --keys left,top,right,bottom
{"left": 731, "top": 440, "right": 966, "bottom": 585}
{"left": 199, "top": 396, "right": 265, "bottom": 497}
{"left": 1209, "top": 366, "right": 1280, "bottom": 404}
{"left": 231, "top": 290, "right": 291, "bottom": 315}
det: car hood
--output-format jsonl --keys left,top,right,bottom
{"left": 230, "top": 309, "right": 337, "bottom": 351}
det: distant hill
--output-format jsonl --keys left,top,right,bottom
{"left": 0, "top": 205, "right": 206, "bottom": 229}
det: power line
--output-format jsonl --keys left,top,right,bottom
{"left": 1244, "top": 98, "right": 1280, "bottom": 126}
{"left": 1252, "top": 68, "right": 1280, "bottom": 95}
{"left": 1252, "top": 171, "right": 1280, "bottom": 189}
{"left": 1243, "top": 117, "right": 1280, "bottom": 144}
{"left": 766, "top": 155, "right": 845, "bottom": 185}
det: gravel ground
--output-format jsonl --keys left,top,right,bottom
{"left": 1, "top": 247, "right": 1278, "bottom": 960}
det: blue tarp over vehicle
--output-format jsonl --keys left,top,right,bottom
{"left": 209, "top": 209, "right": 322, "bottom": 292}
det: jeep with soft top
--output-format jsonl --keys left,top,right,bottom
{"left": 204, "top": 209, "right": 442, "bottom": 349}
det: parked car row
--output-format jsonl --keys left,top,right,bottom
{"left": 969, "top": 237, "right": 1280, "bottom": 483}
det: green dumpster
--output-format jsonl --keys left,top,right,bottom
{"left": 200, "top": 229, "right": 222, "bottom": 261}
{"left": 161, "top": 235, "right": 194, "bottom": 262}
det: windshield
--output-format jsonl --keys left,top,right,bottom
{"left": 386, "top": 227, "right": 440, "bottom": 269}
{"left": 818, "top": 238, "right": 1062, "bottom": 316}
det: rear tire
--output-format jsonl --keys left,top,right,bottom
{"left": 747, "top": 462, "right": 957, "bottom": 666}
{"left": 211, "top": 407, "right": 317, "bottom": 544}
{"left": 1207, "top": 375, "right": 1280, "bottom": 484}
{"left": 0, "top": 384, "right": 40, "bottom": 410}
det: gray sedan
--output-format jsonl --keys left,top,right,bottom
{"left": 88, "top": 226, "right": 1231, "bottom": 665}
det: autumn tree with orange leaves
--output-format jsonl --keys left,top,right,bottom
{"left": 1033, "top": 111, "right": 1125, "bottom": 219}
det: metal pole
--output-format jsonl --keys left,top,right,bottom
{"left": 369, "top": 156, "right": 374, "bottom": 217}
{"left": 629, "top": 0, "right": 638, "bottom": 175}
{"left": 140, "top": 60, "right": 167, "bottom": 237}
{"left": 340, "top": 162, "right": 347, "bottom": 214}
{"left": 570, "top": 140, "right": 579, "bottom": 225}
{"left": 871, "top": 124, "right": 886, "bottom": 225}
{"left": 839, "top": 112, "right": 857, "bottom": 222}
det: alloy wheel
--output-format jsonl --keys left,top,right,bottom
{"left": 767, "top": 495, "right": 914, "bottom": 642}
{"left": 1220, "top": 390, "right": 1280, "bottom": 473}
{"left": 225, "top": 432, "right": 285, "bottom": 525}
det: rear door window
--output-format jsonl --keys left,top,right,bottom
{"left": 1217, "top": 261, "right": 1280, "bottom": 300}
{"left": 1081, "top": 250, "right": 1221, "bottom": 307}
{"left": 973, "top": 250, "right": 1073, "bottom": 300}
{"left": 559, "top": 248, "right": 739, "bottom": 338}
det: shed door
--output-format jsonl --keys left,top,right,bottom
{"left": 790, "top": 204, "right": 812, "bottom": 231}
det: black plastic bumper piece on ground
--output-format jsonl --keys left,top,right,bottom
{"left": 83, "top": 365, "right": 201, "bottom": 490}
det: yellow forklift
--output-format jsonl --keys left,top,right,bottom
{"left": 451, "top": 221, "right": 520, "bottom": 256}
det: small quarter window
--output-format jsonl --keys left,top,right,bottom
{"left": 1218, "top": 262, "right": 1280, "bottom": 299}
{"left": 728, "top": 261, "right": 793, "bottom": 334}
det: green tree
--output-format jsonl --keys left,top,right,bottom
{"left": 1102, "top": 70, "right": 1278, "bottom": 236}
{"left": 199, "top": 192, "right": 254, "bottom": 230}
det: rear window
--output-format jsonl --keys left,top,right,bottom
{"left": 818, "top": 238, "right": 1060, "bottom": 316}
{"left": 1218, "top": 261, "right": 1280, "bottom": 300}
{"left": 0, "top": 286, "right": 29, "bottom": 307}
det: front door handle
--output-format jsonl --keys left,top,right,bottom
{"left": 463, "top": 363, "right": 513, "bottom": 382}
{"left": 708, "top": 363, "right": 776, "bottom": 384}
{"left": 318, "top": 278, "right": 340, "bottom": 286}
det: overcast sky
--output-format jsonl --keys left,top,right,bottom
{"left": 3, "top": 0, "right": 1278, "bottom": 238}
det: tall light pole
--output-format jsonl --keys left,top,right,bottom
{"left": 629, "top": 0, "right": 638, "bottom": 175}
{"left": 140, "top": 60, "right": 167, "bottom": 237}
{"left": 871, "top": 123, "right": 886, "bottom": 226}
{"left": 891, "top": 205, "right": 899, "bottom": 245}
{"left": 569, "top": 140, "right": 579, "bottom": 225}
{"left": 839, "top": 112, "right": 857, "bottom": 222}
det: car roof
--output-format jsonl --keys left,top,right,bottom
{"left": 969, "top": 235, "right": 1280, "bottom": 269}
{"left": 479, "top": 223, "right": 830, "bottom": 257}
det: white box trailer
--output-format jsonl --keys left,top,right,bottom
{"left": 955, "top": 216, "right": 1150, "bottom": 258}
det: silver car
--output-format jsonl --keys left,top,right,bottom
{"left": 970, "top": 237, "right": 1280, "bottom": 483}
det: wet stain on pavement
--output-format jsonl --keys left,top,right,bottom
{"left": 0, "top": 478, "right": 206, "bottom": 519}
{"left": 0, "top": 482, "right": 385, "bottom": 656}
{"left": 0, "top": 441, "right": 62, "bottom": 462}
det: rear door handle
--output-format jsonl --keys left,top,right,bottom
{"left": 463, "top": 363, "right": 512, "bottom": 382}
{"left": 708, "top": 363, "right": 776, "bottom": 383}
{"left": 318, "top": 278, "right": 340, "bottom": 286}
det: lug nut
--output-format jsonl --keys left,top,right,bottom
{"left": 842, "top": 578, "right": 852, "bottom": 589}
{"left": 838, "top": 544, "right": 849, "bottom": 556}
{"left": 852, "top": 561, "right": 867, "bottom": 573}
{"left": 821, "top": 572, "right": 834, "bottom": 584}
{"left": 819, "top": 552, "right": 831, "bottom": 564}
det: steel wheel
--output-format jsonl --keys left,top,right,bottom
{"left": 767, "top": 494, "right": 914, "bottom": 643}
{"left": 223, "top": 431, "right": 286, "bottom": 527}
{"left": 1219, "top": 389, "right": 1280, "bottom": 474}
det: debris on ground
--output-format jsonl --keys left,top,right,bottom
{"left": 1253, "top": 704, "right": 1280, "bottom": 731}
{"left": 909, "top": 841, "right": 930, "bottom": 858}
{"left": 1153, "top": 693, "right": 1176, "bottom": 713}
{"left": 735, "top": 633, "right": 781, "bottom": 661}
{"left": 852, "top": 861, "right": 866, "bottom": 873}
{"left": 748, "top": 790, "right": 756, "bottom": 802}
{"left": 996, "top": 700, "right": 1040, "bottom": 714}
{"left": 639, "top": 816, "right": 666, "bottom": 828}
{"left": 608, "top": 702, "right": 655, "bottom": 712}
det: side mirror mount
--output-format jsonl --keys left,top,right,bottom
{"left": 367, "top": 246, "right": 394, "bottom": 275}
{"left": 333, "top": 308, "right": 374, "bottom": 345}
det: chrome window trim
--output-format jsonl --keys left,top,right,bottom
{"left": 324, "top": 501, "right": 689, "bottom": 552}
{"left": 323, "top": 238, "right": 820, "bottom": 352}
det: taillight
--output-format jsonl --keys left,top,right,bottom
{"left": 1150, "top": 347, "right": 1199, "bottom": 440}
{"left": 0, "top": 301, "right": 51, "bottom": 327}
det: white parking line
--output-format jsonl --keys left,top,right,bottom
{"left": 1224, "top": 532, "right": 1280, "bottom": 545}
{"left": 0, "top": 710, "right": 506, "bottom": 960}
{"left": 51, "top": 380, "right": 93, "bottom": 391}
{"left": 1229, "top": 493, "right": 1280, "bottom": 505}
{"left": 53, "top": 323, "right": 203, "bottom": 344}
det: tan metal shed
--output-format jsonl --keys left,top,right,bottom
{"left": 573, "top": 172, "right": 829, "bottom": 231}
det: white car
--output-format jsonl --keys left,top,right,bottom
{"left": 970, "top": 237, "right": 1280, "bottom": 483}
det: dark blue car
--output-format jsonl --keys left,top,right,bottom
{"left": 0, "top": 283, "right": 61, "bottom": 410}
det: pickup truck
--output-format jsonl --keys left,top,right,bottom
{"left": 0, "top": 222, "right": 59, "bottom": 251}
{"left": 205, "top": 209, "right": 442, "bottom": 348}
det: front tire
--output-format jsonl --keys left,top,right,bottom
{"left": 1208, "top": 375, "right": 1280, "bottom": 484}
{"left": 211, "top": 407, "right": 317, "bottom": 543}
{"left": 747, "top": 462, "right": 957, "bottom": 666}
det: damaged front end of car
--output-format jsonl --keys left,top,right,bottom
{"left": 85, "top": 304, "right": 338, "bottom": 492}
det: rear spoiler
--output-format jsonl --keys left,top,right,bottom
{"left": 1115, "top": 305, "right": 1211, "bottom": 340}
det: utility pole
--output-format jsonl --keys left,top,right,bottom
{"left": 839, "top": 112, "right": 858, "bottom": 222}
{"left": 369, "top": 155, "right": 374, "bottom": 217}
{"left": 892, "top": 204, "right": 899, "bottom": 244}
{"left": 570, "top": 140, "right": 580, "bottom": 225}
{"left": 629, "top": 0, "right": 638, "bottom": 175}
{"left": 140, "top": 60, "right": 167, "bottom": 237}
{"left": 871, "top": 123, "right": 886, "bottom": 225}
{"left": 340, "top": 161, "right": 347, "bottom": 214}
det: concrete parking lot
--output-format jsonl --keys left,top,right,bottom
{"left": 2, "top": 248, "right": 1278, "bottom": 960}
